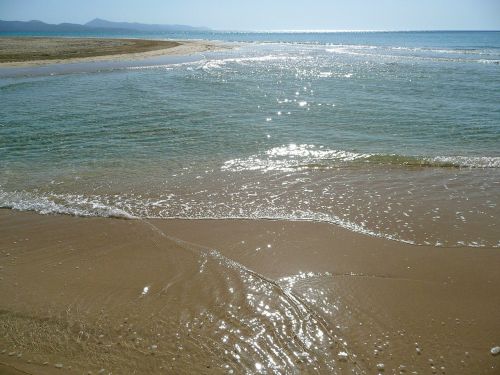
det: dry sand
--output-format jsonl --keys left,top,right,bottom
{"left": 0, "top": 37, "right": 225, "bottom": 67}
{"left": 0, "top": 209, "right": 499, "bottom": 374}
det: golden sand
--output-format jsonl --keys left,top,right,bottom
{"left": 0, "top": 210, "right": 499, "bottom": 374}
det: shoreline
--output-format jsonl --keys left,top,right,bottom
{"left": 1, "top": 29, "right": 499, "bottom": 375}
{"left": 0, "top": 37, "right": 228, "bottom": 67}
{"left": 1, "top": 209, "right": 499, "bottom": 374}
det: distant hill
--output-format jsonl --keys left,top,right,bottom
{"left": 85, "top": 18, "right": 209, "bottom": 32}
{"left": 0, "top": 19, "right": 210, "bottom": 33}
{"left": 0, "top": 20, "right": 91, "bottom": 32}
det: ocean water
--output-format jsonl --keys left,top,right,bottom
{"left": 1, "top": 31, "right": 499, "bottom": 247}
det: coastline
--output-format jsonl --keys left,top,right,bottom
{"left": 0, "top": 209, "right": 499, "bottom": 374}
{"left": 0, "top": 37, "right": 228, "bottom": 67}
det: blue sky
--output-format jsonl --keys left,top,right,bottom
{"left": 1, "top": 0, "right": 499, "bottom": 31}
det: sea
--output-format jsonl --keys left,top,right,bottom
{"left": 1, "top": 30, "right": 499, "bottom": 248}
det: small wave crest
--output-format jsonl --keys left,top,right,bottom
{"left": 0, "top": 183, "right": 415, "bottom": 245}
{"left": 126, "top": 54, "right": 303, "bottom": 73}
{"left": 0, "top": 187, "right": 415, "bottom": 246}
{"left": 430, "top": 155, "right": 500, "bottom": 168}
{"left": 1, "top": 184, "right": 498, "bottom": 248}
{"left": 222, "top": 144, "right": 370, "bottom": 172}
{"left": 222, "top": 144, "right": 500, "bottom": 172}
{"left": 478, "top": 59, "right": 500, "bottom": 65}
{"left": 324, "top": 44, "right": 500, "bottom": 65}
{"left": 0, "top": 189, "right": 136, "bottom": 219}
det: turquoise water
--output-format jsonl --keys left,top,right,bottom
{"left": 1, "top": 31, "right": 499, "bottom": 247}
{"left": 4, "top": 29, "right": 500, "bottom": 49}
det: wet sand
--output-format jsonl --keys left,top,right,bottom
{"left": 0, "top": 209, "right": 499, "bottom": 374}
{"left": 0, "top": 37, "right": 225, "bottom": 67}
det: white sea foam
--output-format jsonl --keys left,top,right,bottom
{"left": 127, "top": 53, "right": 306, "bottom": 73}
{"left": 200, "top": 54, "right": 303, "bottom": 70}
{"left": 0, "top": 184, "right": 408, "bottom": 245}
{"left": 0, "top": 189, "right": 136, "bottom": 219}
{"left": 222, "top": 144, "right": 371, "bottom": 172}
{"left": 223, "top": 144, "right": 500, "bottom": 172}
{"left": 318, "top": 72, "right": 333, "bottom": 78}
{"left": 477, "top": 59, "right": 500, "bottom": 65}
{"left": 428, "top": 155, "right": 500, "bottom": 168}
{"left": 324, "top": 44, "right": 500, "bottom": 65}
{"left": 127, "top": 65, "right": 174, "bottom": 70}
{"left": 0, "top": 188, "right": 401, "bottom": 244}
{"left": 2, "top": 186, "right": 498, "bottom": 248}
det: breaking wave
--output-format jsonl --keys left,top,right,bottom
{"left": 222, "top": 144, "right": 500, "bottom": 172}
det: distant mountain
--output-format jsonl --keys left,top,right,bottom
{"left": 0, "top": 20, "right": 92, "bottom": 32}
{"left": 0, "top": 19, "right": 210, "bottom": 33}
{"left": 85, "top": 18, "right": 210, "bottom": 32}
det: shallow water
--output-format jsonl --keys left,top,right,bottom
{"left": 0, "top": 32, "right": 499, "bottom": 247}
{"left": 2, "top": 212, "right": 499, "bottom": 374}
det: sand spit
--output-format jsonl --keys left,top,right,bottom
{"left": 0, "top": 37, "right": 226, "bottom": 67}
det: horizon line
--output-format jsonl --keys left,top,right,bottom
{"left": 1, "top": 18, "right": 499, "bottom": 33}
{"left": 221, "top": 28, "right": 500, "bottom": 33}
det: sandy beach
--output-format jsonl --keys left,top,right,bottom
{"left": 1, "top": 27, "right": 499, "bottom": 375}
{"left": 0, "top": 209, "right": 499, "bottom": 374}
{"left": 0, "top": 37, "right": 225, "bottom": 67}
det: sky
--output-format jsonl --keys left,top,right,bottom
{"left": 1, "top": 0, "right": 499, "bottom": 31}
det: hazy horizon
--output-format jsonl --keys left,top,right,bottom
{"left": 1, "top": 0, "right": 500, "bottom": 32}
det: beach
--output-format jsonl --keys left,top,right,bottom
{"left": 0, "top": 210, "right": 499, "bottom": 374}
{"left": 1, "top": 30, "right": 499, "bottom": 374}
{"left": 0, "top": 37, "right": 224, "bottom": 67}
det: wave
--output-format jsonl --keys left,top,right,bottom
{"left": 126, "top": 54, "right": 304, "bottom": 73}
{"left": 3, "top": 188, "right": 498, "bottom": 248}
{"left": 324, "top": 44, "right": 500, "bottom": 65}
{"left": 478, "top": 59, "right": 500, "bottom": 64}
{"left": 222, "top": 144, "right": 500, "bottom": 172}
{"left": 122, "top": 45, "right": 500, "bottom": 76}
{"left": 323, "top": 43, "right": 500, "bottom": 55}
{"left": 0, "top": 189, "right": 136, "bottom": 219}
{"left": 368, "top": 154, "right": 500, "bottom": 169}
{"left": 390, "top": 46, "right": 500, "bottom": 56}
{"left": 0, "top": 187, "right": 420, "bottom": 248}
{"left": 2, "top": 179, "right": 498, "bottom": 249}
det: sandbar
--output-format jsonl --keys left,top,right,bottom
{"left": 0, "top": 37, "right": 225, "bottom": 67}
